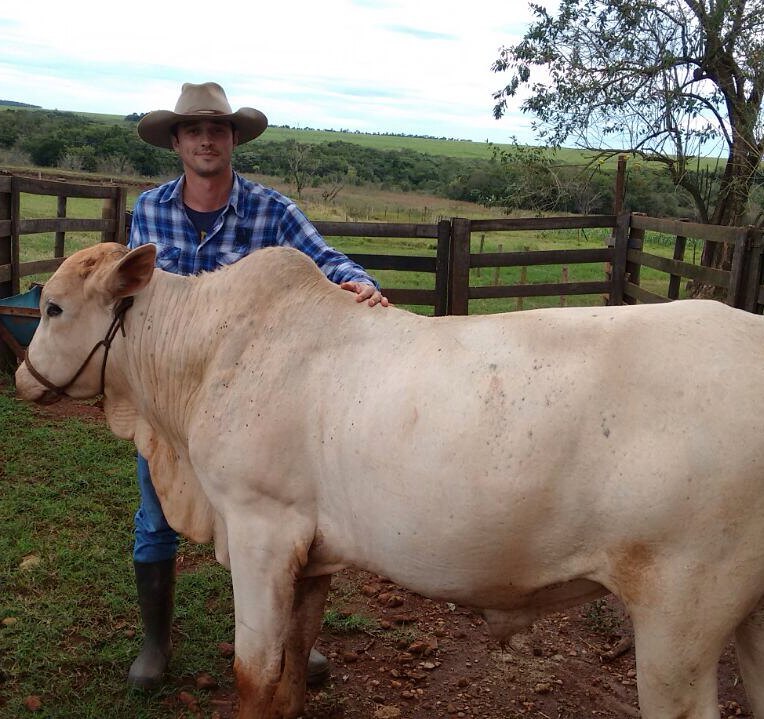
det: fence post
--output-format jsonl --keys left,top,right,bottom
{"left": 0, "top": 174, "right": 11, "bottom": 301}
{"left": 9, "top": 176, "right": 20, "bottom": 296}
{"left": 0, "top": 174, "right": 16, "bottom": 367}
{"left": 493, "top": 243, "right": 503, "bottom": 287}
{"left": 116, "top": 186, "right": 128, "bottom": 244}
{"left": 741, "top": 227, "right": 763, "bottom": 313}
{"left": 560, "top": 266, "right": 568, "bottom": 306}
{"left": 449, "top": 217, "right": 471, "bottom": 315}
{"left": 517, "top": 246, "right": 528, "bottom": 311}
{"left": 609, "top": 211, "right": 631, "bottom": 306}
{"left": 614, "top": 154, "right": 627, "bottom": 215}
{"left": 55, "top": 195, "right": 67, "bottom": 257}
{"left": 476, "top": 234, "right": 485, "bottom": 277}
{"left": 101, "top": 186, "right": 128, "bottom": 244}
{"left": 667, "top": 226, "right": 687, "bottom": 300}
{"left": 727, "top": 227, "right": 751, "bottom": 308}
{"left": 622, "top": 212, "right": 645, "bottom": 305}
{"left": 434, "top": 219, "right": 451, "bottom": 316}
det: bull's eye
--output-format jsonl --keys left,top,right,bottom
{"left": 46, "top": 303, "right": 63, "bottom": 317}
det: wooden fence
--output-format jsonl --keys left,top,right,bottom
{"left": 0, "top": 174, "right": 127, "bottom": 297}
{"left": 313, "top": 219, "right": 452, "bottom": 316}
{"left": 2, "top": 173, "right": 764, "bottom": 362}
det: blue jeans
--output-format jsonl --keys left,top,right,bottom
{"left": 134, "top": 454, "right": 179, "bottom": 563}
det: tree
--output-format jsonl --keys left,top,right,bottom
{"left": 284, "top": 140, "right": 318, "bottom": 199}
{"left": 486, "top": 142, "right": 612, "bottom": 215}
{"left": 22, "top": 134, "right": 66, "bottom": 167}
{"left": 492, "top": 0, "right": 764, "bottom": 269}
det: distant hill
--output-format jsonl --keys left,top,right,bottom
{"left": 2, "top": 102, "right": 513, "bottom": 160}
{"left": 0, "top": 103, "right": 689, "bottom": 217}
{"left": 0, "top": 101, "right": 626, "bottom": 167}
{"left": 0, "top": 100, "right": 42, "bottom": 109}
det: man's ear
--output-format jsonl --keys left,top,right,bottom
{"left": 105, "top": 244, "right": 157, "bottom": 298}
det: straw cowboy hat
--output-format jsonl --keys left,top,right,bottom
{"left": 137, "top": 82, "right": 268, "bottom": 149}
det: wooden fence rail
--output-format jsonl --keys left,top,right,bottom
{"left": 624, "top": 215, "right": 756, "bottom": 309}
{"left": 3, "top": 173, "right": 764, "bottom": 364}
{"left": 313, "top": 218, "right": 451, "bottom": 316}
{"left": 0, "top": 174, "right": 127, "bottom": 297}
{"left": 449, "top": 214, "right": 619, "bottom": 315}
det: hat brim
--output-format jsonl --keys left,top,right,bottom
{"left": 137, "top": 107, "right": 268, "bottom": 149}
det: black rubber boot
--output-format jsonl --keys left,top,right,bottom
{"left": 307, "top": 647, "right": 330, "bottom": 686}
{"left": 127, "top": 558, "right": 175, "bottom": 690}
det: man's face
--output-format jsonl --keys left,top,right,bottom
{"left": 172, "top": 119, "right": 238, "bottom": 178}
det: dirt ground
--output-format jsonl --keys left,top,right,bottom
{"left": 26, "top": 395, "right": 754, "bottom": 719}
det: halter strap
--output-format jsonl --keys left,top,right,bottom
{"left": 23, "top": 296, "right": 135, "bottom": 397}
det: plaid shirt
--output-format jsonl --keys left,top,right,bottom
{"left": 128, "top": 172, "right": 379, "bottom": 288}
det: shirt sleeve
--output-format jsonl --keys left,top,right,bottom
{"left": 127, "top": 195, "right": 148, "bottom": 250}
{"left": 277, "top": 202, "right": 380, "bottom": 289}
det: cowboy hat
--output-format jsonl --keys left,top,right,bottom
{"left": 137, "top": 82, "right": 268, "bottom": 149}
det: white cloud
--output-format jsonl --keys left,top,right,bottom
{"left": 0, "top": 0, "right": 543, "bottom": 143}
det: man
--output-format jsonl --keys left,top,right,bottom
{"left": 127, "top": 81, "right": 388, "bottom": 690}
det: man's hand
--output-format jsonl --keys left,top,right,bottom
{"left": 340, "top": 281, "right": 390, "bottom": 307}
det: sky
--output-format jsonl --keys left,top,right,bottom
{"left": 0, "top": 0, "right": 546, "bottom": 146}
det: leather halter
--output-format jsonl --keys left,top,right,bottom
{"left": 23, "top": 296, "right": 135, "bottom": 398}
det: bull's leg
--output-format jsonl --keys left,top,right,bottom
{"left": 735, "top": 598, "right": 764, "bottom": 716}
{"left": 629, "top": 603, "right": 726, "bottom": 719}
{"left": 272, "top": 574, "right": 332, "bottom": 715}
{"left": 226, "top": 521, "right": 312, "bottom": 719}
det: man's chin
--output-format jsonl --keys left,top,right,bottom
{"left": 193, "top": 164, "right": 228, "bottom": 178}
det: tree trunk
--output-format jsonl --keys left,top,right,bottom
{"left": 691, "top": 122, "right": 762, "bottom": 298}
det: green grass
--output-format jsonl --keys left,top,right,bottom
{"left": 256, "top": 125, "right": 503, "bottom": 159}
{"left": 321, "top": 610, "right": 377, "bottom": 634}
{"left": 583, "top": 599, "right": 625, "bottom": 636}
{"left": 0, "top": 388, "right": 235, "bottom": 718}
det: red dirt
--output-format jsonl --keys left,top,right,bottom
{"left": 28, "top": 396, "right": 754, "bottom": 719}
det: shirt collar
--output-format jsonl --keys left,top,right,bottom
{"left": 228, "top": 172, "right": 245, "bottom": 218}
{"left": 158, "top": 172, "right": 244, "bottom": 217}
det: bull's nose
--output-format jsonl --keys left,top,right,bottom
{"left": 35, "top": 389, "right": 62, "bottom": 406}
{"left": 14, "top": 362, "right": 49, "bottom": 402}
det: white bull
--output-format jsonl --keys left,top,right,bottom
{"left": 14, "top": 241, "right": 764, "bottom": 718}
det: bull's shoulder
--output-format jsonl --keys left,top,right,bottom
{"left": 133, "top": 421, "right": 216, "bottom": 543}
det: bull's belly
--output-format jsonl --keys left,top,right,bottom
{"left": 306, "top": 520, "right": 605, "bottom": 612}
{"left": 305, "top": 529, "right": 608, "bottom": 636}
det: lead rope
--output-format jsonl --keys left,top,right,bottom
{"left": 23, "top": 296, "right": 135, "bottom": 397}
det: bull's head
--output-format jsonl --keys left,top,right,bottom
{"left": 15, "top": 242, "right": 157, "bottom": 404}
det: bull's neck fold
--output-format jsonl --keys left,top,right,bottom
{"left": 105, "top": 271, "right": 215, "bottom": 443}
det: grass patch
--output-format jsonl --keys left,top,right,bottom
{"left": 322, "top": 610, "right": 377, "bottom": 635}
{"left": 0, "top": 387, "right": 235, "bottom": 718}
{"left": 583, "top": 599, "right": 624, "bottom": 636}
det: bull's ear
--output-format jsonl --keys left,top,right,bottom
{"left": 105, "top": 244, "right": 157, "bottom": 298}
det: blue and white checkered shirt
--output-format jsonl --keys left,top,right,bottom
{"left": 128, "top": 172, "right": 379, "bottom": 288}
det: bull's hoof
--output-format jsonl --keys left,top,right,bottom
{"left": 307, "top": 648, "right": 330, "bottom": 686}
